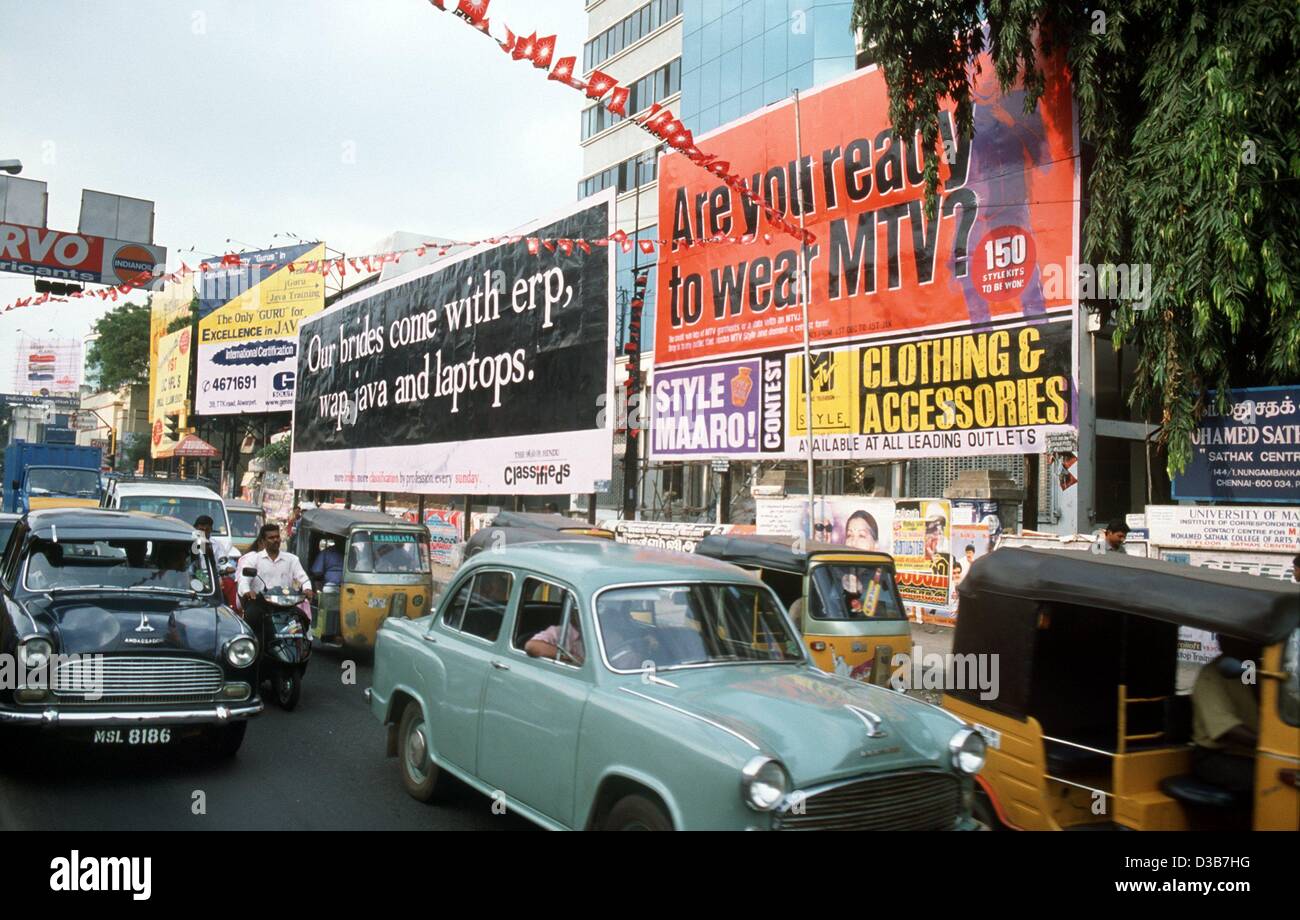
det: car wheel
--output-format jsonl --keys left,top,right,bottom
{"left": 274, "top": 671, "right": 302, "bottom": 710}
{"left": 398, "top": 704, "right": 447, "bottom": 802}
{"left": 204, "top": 722, "right": 248, "bottom": 759}
{"left": 603, "top": 794, "right": 672, "bottom": 831}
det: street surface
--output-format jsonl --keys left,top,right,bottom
{"left": 0, "top": 621, "right": 948, "bottom": 831}
{"left": 0, "top": 647, "right": 531, "bottom": 832}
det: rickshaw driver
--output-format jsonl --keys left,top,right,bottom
{"left": 1191, "top": 635, "right": 1261, "bottom": 796}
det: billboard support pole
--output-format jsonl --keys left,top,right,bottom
{"left": 793, "top": 88, "right": 816, "bottom": 539}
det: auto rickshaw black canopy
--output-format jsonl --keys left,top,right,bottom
{"left": 960, "top": 547, "right": 1299, "bottom": 644}
{"left": 695, "top": 533, "right": 889, "bottom": 574}
{"left": 488, "top": 511, "right": 598, "bottom": 532}
{"left": 298, "top": 509, "right": 416, "bottom": 536}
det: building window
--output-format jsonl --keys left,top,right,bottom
{"left": 577, "top": 146, "right": 666, "bottom": 199}
{"left": 580, "top": 58, "right": 681, "bottom": 141}
{"left": 584, "top": 0, "right": 683, "bottom": 74}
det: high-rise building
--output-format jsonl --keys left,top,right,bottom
{"left": 680, "top": 0, "right": 862, "bottom": 135}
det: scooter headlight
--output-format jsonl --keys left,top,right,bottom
{"left": 225, "top": 636, "right": 257, "bottom": 668}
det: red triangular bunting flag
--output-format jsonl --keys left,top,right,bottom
{"left": 586, "top": 70, "right": 615, "bottom": 99}
{"left": 512, "top": 32, "right": 536, "bottom": 61}
{"left": 548, "top": 56, "right": 578, "bottom": 86}
{"left": 532, "top": 35, "right": 556, "bottom": 69}
{"left": 526, "top": 238, "right": 540, "bottom": 255}
{"left": 455, "top": 0, "right": 489, "bottom": 25}
{"left": 638, "top": 240, "right": 655, "bottom": 254}
{"left": 606, "top": 85, "right": 630, "bottom": 117}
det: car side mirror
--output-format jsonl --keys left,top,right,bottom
{"left": 242, "top": 567, "right": 258, "bottom": 578}
{"left": 1216, "top": 657, "right": 1247, "bottom": 679}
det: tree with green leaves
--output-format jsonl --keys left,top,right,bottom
{"left": 85, "top": 300, "right": 151, "bottom": 392}
{"left": 851, "top": 0, "right": 1299, "bottom": 472}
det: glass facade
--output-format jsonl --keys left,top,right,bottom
{"left": 680, "top": 0, "right": 857, "bottom": 135}
{"left": 578, "top": 145, "right": 665, "bottom": 200}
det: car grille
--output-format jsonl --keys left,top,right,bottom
{"left": 775, "top": 771, "right": 962, "bottom": 831}
{"left": 53, "top": 656, "right": 224, "bottom": 705}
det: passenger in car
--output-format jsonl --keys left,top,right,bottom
{"left": 526, "top": 619, "right": 584, "bottom": 664}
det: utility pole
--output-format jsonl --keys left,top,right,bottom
{"left": 620, "top": 169, "right": 646, "bottom": 521}
{"left": 793, "top": 89, "right": 817, "bottom": 538}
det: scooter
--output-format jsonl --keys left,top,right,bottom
{"left": 241, "top": 568, "right": 312, "bottom": 711}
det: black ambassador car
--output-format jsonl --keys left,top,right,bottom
{"left": 0, "top": 509, "right": 262, "bottom": 757}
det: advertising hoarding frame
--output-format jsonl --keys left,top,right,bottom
{"left": 289, "top": 191, "right": 617, "bottom": 497}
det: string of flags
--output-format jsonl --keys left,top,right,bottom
{"left": 2, "top": 0, "right": 819, "bottom": 315}
{"left": 426, "top": 0, "right": 816, "bottom": 248}
{"left": 0, "top": 229, "right": 778, "bottom": 314}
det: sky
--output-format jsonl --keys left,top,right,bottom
{"left": 0, "top": 0, "right": 588, "bottom": 382}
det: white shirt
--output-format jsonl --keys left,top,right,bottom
{"left": 237, "top": 549, "right": 310, "bottom": 596}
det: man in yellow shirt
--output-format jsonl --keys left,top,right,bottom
{"left": 1191, "top": 635, "right": 1260, "bottom": 795}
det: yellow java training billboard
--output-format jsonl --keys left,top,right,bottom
{"left": 149, "top": 275, "right": 196, "bottom": 457}
{"left": 196, "top": 242, "right": 325, "bottom": 415}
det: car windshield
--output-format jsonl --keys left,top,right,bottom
{"left": 595, "top": 583, "right": 803, "bottom": 672}
{"left": 229, "top": 510, "right": 263, "bottom": 540}
{"left": 28, "top": 468, "right": 100, "bottom": 498}
{"left": 119, "top": 495, "right": 228, "bottom": 536}
{"left": 22, "top": 538, "right": 214, "bottom": 594}
{"left": 809, "top": 563, "right": 908, "bottom": 621}
{"left": 348, "top": 531, "right": 430, "bottom": 574}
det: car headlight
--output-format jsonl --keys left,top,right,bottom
{"left": 740, "top": 756, "right": 789, "bottom": 812}
{"left": 949, "top": 728, "right": 987, "bottom": 775}
{"left": 19, "top": 637, "right": 53, "bottom": 670}
{"left": 225, "top": 636, "right": 257, "bottom": 668}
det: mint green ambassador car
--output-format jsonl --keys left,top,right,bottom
{"left": 367, "top": 541, "right": 985, "bottom": 830}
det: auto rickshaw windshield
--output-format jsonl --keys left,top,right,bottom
{"left": 347, "top": 531, "right": 430, "bottom": 574}
{"left": 809, "top": 563, "right": 907, "bottom": 621}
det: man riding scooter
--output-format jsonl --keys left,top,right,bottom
{"left": 239, "top": 523, "right": 314, "bottom": 710}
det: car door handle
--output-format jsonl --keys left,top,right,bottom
{"left": 491, "top": 660, "right": 510, "bottom": 671}
{"left": 423, "top": 634, "right": 438, "bottom": 644}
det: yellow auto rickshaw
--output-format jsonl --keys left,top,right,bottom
{"left": 293, "top": 509, "right": 434, "bottom": 653}
{"left": 225, "top": 499, "right": 265, "bottom": 555}
{"left": 695, "top": 534, "right": 913, "bottom": 686}
{"left": 944, "top": 547, "right": 1299, "bottom": 831}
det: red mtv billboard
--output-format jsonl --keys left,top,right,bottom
{"left": 655, "top": 50, "right": 1078, "bottom": 365}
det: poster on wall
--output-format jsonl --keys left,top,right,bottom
{"left": 1171, "top": 386, "right": 1300, "bottom": 503}
{"left": 755, "top": 496, "right": 953, "bottom": 614}
{"left": 950, "top": 522, "right": 993, "bottom": 594}
{"left": 291, "top": 195, "right": 615, "bottom": 496}
{"left": 196, "top": 242, "right": 326, "bottom": 415}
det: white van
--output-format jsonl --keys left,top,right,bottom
{"left": 103, "top": 478, "right": 236, "bottom": 562}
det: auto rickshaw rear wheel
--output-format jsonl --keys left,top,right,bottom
{"left": 604, "top": 794, "right": 672, "bottom": 831}
{"left": 399, "top": 704, "right": 449, "bottom": 802}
